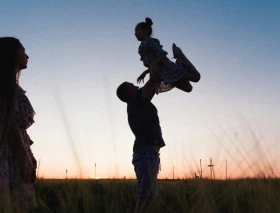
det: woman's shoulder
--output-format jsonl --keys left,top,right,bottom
{"left": 16, "top": 85, "right": 26, "bottom": 94}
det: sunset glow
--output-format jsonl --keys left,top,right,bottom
{"left": 1, "top": 0, "right": 279, "bottom": 180}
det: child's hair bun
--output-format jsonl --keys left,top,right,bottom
{"left": 145, "top": 17, "right": 153, "bottom": 26}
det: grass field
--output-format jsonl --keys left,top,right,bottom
{"left": 33, "top": 178, "right": 280, "bottom": 213}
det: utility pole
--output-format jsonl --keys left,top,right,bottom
{"left": 95, "top": 163, "right": 96, "bottom": 179}
{"left": 208, "top": 158, "right": 215, "bottom": 179}
{"left": 200, "top": 159, "right": 202, "bottom": 178}
{"left": 226, "top": 160, "right": 227, "bottom": 180}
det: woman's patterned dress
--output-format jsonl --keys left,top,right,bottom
{"left": 0, "top": 85, "right": 37, "bottom": 212}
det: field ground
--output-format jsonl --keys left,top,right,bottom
{"left": 33, "top": 178, "right": 280, "bottom": 213}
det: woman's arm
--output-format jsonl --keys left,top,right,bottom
{"left": 8, "top": 120, "right": 36, "bottom": 183}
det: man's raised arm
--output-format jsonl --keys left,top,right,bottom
{"left": 142, "top": 69, "right": 160, "bottom": 101}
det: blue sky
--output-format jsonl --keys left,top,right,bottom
{"left": 1, "top": 0, "right": 279, "bottom": 178}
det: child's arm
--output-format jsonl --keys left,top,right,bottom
{"left": 137, "top": 69, "right": 150, "bottom": 83}
{"left": 153, "top": 52, "right": 167, "bottom": 64}
{"left": 145, "top": 37, "right": 168, "bottom": 62}
{"left": 150, "top": 52, "right": 167, "bottom": 74}
{"left": 143, "top": 69, "right": 150, "bottom": 74}
{"left": 145, "top": 37, "right": 168, "bottom": 72}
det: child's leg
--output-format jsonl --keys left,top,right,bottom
{"left": 173, "top": 44, "right": 201, "bottom": 82}
{"left": 181, "top": 61, "right": 201, "bottom": 83}
{"left": 173, "top": 76, "right": 193, "bottom": 92}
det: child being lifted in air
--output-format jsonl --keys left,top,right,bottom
{"left": 135, "top": 17, "right": 201, "bottom": 94}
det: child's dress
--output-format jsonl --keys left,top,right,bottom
{"left": 138, "top": 37, "right": 187, "bottom": 93}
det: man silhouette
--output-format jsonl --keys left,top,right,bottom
{"left": 116, "top": 69, "right": 165, "bottom": 213}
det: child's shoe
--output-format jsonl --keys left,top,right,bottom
{"left": 173, "top": 43, "right": 191, "bottom": 68}
{"left": 172, "top": 43, "right": 183, "bottom": 59}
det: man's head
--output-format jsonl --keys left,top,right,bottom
{"left": 116, "top": 82, "right": 139, "bottom": 103}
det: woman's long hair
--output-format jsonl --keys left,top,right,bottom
{"left": 0, "top": 37, "right": 21, "bottom": 143}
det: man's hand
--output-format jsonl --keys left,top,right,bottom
{"left": 142, "top": 64, "right": 161, "bottom": 101}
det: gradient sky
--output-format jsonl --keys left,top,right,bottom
{"left": 1, "top": 0, "right": 279, "bottom": 179}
